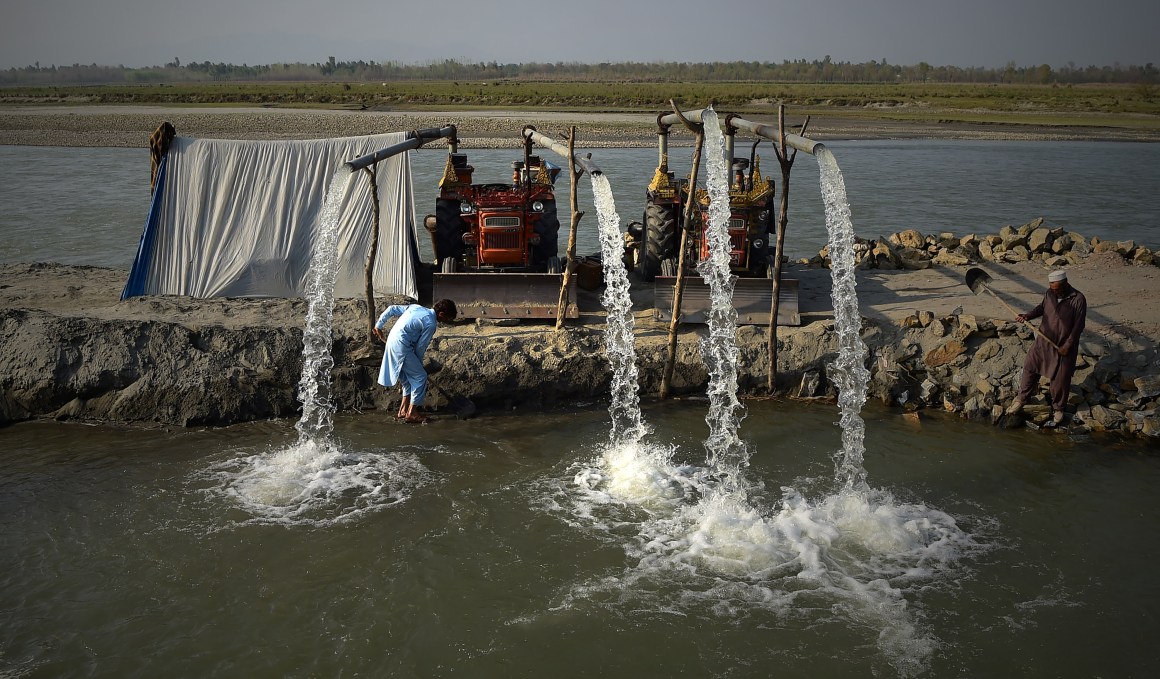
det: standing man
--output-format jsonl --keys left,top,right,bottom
{"left": 374, "top": 299, "right": 457, "bottom": 424}
{"left": 1006, "top": 270, "right": 1087, "bottom": 425}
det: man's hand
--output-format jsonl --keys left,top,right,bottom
{"left": 373, "top": 327, "right": 385, "bottom": 342}
{"left": 1057, "top": 345, "right": 1068, "bottom": 356}
{"left": 1016, "top": 314, "right": 1027, "bottom": 322}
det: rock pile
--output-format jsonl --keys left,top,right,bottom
{"left": 804, "top": 217, "right": 1160, "bottom": 271}
{"left": 856, "top": 309, "right": 1160, "bottom": 439}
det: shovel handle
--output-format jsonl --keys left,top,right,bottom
{"left": 981, "top": 286, "right": 1063, "bottom": 352}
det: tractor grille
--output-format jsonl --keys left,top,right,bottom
{"left": 484, "top": 216, "right": 521, "bottom": 228}
{"left": 729, "top": 217, "right": 747, "bottom": 230}
{"left": 729, "top": 230, "right": 748, "bottom": 252}
{"left": 482, "top": 227, "right": 521, "bottom": 251}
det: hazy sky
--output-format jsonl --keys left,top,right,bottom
{"left": 3, "top": 0, "right": 1156, "bottom": 70}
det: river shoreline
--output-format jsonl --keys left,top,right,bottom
{"left": 2, "top": 240, "right": 1158, "bottom": 442}
{"left": 3, "top": 104, "right": 1160, "bottom": 148}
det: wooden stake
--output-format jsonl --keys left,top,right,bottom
{"left": 363, "top": 165, "right": 381, "bottom": 343}
{"left": 660, "top": 106, "right": 705, "bottom": 400}
{"left": 556, "top": 126, "right": 584, "bottom": 330}
{"left": 766, "top": 108, "right": 809, "bottom": 393}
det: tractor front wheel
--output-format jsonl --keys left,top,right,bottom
{"left": 531, "top": 200, "right": 560, "bottom": 268}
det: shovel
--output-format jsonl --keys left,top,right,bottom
{"left": 965, "top": 267, "right": 1062, "bottom": 351}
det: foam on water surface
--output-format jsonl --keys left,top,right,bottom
{"left": 205, "top": 439, "right": 431, "bottom": 527}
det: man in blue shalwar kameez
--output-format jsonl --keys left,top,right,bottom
{"left": 373, "top": 299, "right": 457, "bottom": 424}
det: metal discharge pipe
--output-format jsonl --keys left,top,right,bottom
{"left": 726, "top": 116, "right": 823, "bottom": 156}
{"left": 521, "top": 127, "right": 602, "bottom": 176}
{"left": 657, "top": 109, "right": 706, "bottom": 127}
{"left": 660, "top": 110, "right": 824, "bottom": 157}
{"left": 345, "top": 126, "right": 457, "bottom": 171}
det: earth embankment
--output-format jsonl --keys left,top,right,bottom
{"left": 2, "top": 257, "right": 1158, "bottom": 440}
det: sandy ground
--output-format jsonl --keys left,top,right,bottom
{"left": 4, "top": 253, "right": 1157, "bottom": 349}
{"left": 3, "top": 104, "right": 1159, "bottom": 148}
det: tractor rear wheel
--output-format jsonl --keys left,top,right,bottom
{"left": 639, "top": 201, "right": 677, "bottom": 281}
{"left": 531, "top": 200, "right": 560, "bottom": 268}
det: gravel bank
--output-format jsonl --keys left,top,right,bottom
{"left": 3, "top": 105, "right": 1158, "bottom": 148}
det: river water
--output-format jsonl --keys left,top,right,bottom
{"left": 1, "top": 140, "right": 1158, "bottom": 268}
{"left": 2, "top": 140, "right": 1160, "bottom": 675}
{"left": 2, "top": 402, "right": 1158, "bottom": 676}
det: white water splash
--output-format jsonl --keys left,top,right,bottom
{"left": 592, "top": 173, "right": 646, "bottom": 445}
{"left": 206, "top": 440, "right": 431, "bottom": 527}
{"left": 556, "top": 465, "right": 980, "bottom": 676}
{"left": 816, "top": 148, "right": 871, "bottom": 492}
{"left": 697, "top": 109, "right": 749, "bottom": 495}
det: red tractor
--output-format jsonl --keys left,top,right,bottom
{"left": 426, "top": 137, "right": 562, "bottom": 275}
{"left": 630, "top": 131, "right": 776, "bottom": 282}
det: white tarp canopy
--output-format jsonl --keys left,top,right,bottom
{"left": 123, "top": 131, "right": 419, "bottom": 300}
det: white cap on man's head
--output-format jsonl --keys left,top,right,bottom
{"left": 1048, "top": 270, "right": 1068, "bottom": 282}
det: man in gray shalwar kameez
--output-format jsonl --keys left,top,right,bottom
{"left": 1006, "top": 270, "right": 1087, "bottom": 425}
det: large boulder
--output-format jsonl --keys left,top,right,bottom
{"left": 924, "top": 339, "right": 968, "bottom": 368}
{"left": 898, "top": 229, "right": 925, "bottom": 249}
{"left": 1028, "top": 227, "right": 1053, "bottom": 253}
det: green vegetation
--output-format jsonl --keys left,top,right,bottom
{"left": 3, "top": 59, "right": 1157, "bottom": 131}
{"left": 3, "top": 57, "right": 1157, "bottom": 88}
{"left": 3, "top": 80, "right": 1158, "bottom": 121}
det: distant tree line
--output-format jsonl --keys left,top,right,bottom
{"left": 2, "top": 57, "right": 1156, "bottom": 86}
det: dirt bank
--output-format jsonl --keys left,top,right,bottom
{"left": 2, "top": 239, "right": 1158, "bottom": 440}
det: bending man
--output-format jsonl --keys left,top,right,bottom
{"left": 374, "top": 299, "right": 457, "bottom": 424}
{"left": 1007, "top": 270, "right": 1087, "bottom": 425}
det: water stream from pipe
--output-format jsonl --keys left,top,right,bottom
{"left": 572, "top": 174, "right": 692, "bottom": 509}
{"left": 815, "top": 147, "right": 871, "bottom": 491}
{"left": 208, "top": 165, "right": 429, "bottom": 525}
{"left": 697, "top": 108, "right": 750, "bottom": 497}
{"left": 293, "top": 165, "right": 352, "bottom": 444}
{"left": 591, "top": 173, "right": 646, "bottom": 446}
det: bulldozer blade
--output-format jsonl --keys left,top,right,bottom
{"left": 654, "top": 276, "right": 800, "bottom": 326}
{"left": 433, "top": 272, "right": 578, "bottom": 320}
{"left": 965, "top": 267, "right": 993, "bottom": 295}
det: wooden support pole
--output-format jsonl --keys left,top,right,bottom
{"left": 556, "top": 126, "right": 584, "bottom": 331}
{"left": 363, "top": 165, "right": 381, "bottom": 343}
{"left": 659, "top": 105, "right": 705, "bottom": 400}
{"left": 767, "top": 107, "right": 809, "bottom": 393}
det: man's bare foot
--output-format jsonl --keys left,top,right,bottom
{"left": 404, "top": 413, "right": 429, "bottom": 424}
